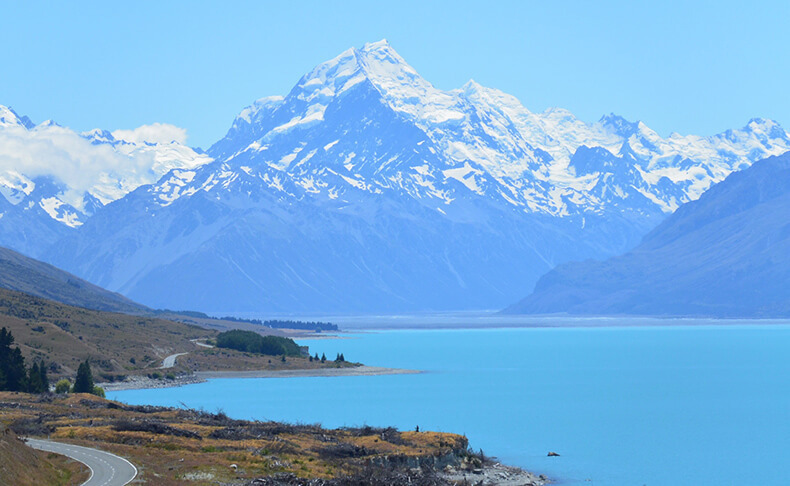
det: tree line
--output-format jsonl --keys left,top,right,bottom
{"left": 216, "top": 330, "right": 302, "bottom": 356}
{"left": 220, "top": 317, "right": 338, "bottom": 331}
{"left": 0, "top": 327, "right": 102, "bottom": 396}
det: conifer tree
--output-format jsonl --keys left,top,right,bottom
{"left": 5, "top": 348, "right": 27, "bottom": 391}
{"left": 28, "top": 362, "right": 43, "bottom": 393}
{"left": 39, "top": 361, "right": 49, "bottom": 392}
{"left": 0, "top": 327, "right": 27, "bottom": 391}
{"left": 73, "top": 360, "right": 94, "bottom": 394}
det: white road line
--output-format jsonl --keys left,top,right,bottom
{"left": 25, "top": 438, "right": 137, "bottom": 486}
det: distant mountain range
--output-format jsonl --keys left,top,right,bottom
{"left": 0, "top": 105, "right": 210, "bottom": 256}
{"left": 507, "top": 152, "right": 790, "bottom": 317}
{"left": 2, "top": 40, "right": 789, "bottom": 313}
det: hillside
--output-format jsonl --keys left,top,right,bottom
{"left": 0, "top": 246, "right": 147, "bottom": 314}
{"left": 0, "top": 427, "right": 87, "bottom": 485}
{"left": 0, "top": 287, "right": 212, "bottom": 380}
{"left": 0, "top": 288, "right": 359, "bottom": 387}
{"left": 507, "top": 152, "right": 790, "bottom": 317}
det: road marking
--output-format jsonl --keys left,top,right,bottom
{"left": 25, "top": 438, "right": 137, "bottom": 486}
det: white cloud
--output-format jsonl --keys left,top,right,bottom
{"left": 112, "top": 122, "right": 188, "bottom": 145}
{"left": 0, "top": 122, "right": 210, "bottom": 210}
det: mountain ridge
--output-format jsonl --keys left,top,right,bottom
{"left": 0, "top": 245, "right": 148, "bottom": 314}
{"left": 506, "top": 151, "right": 790, "bottom": 317}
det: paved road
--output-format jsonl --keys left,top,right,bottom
{"left": 26, "top": 438, "right": 137, "bottom": 486}
{"left": 159, "top": 352, "right": 189, "bottom": 369}
{"left": 191, "top": 339, "right": 214, "bottom": 349}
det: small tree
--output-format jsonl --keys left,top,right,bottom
{"left": 320, "top": 353, "right": 326, "bottom": 363}
{"left": 73, "top": 360, "right": 94, "bottom": 394}
{"left": 55, "top": 379, "right": 71, "bottom": 394}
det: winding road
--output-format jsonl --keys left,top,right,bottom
{"left": 26, "top": 438, "right": 137, "bottom": 486}
{"left": 159, "top": 352, "right": 189, "bottom": 369}
{"left": 158, "top": 340, "right": 214, "bottom": 369}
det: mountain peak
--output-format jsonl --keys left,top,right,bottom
{"left": 0, "top": 105, "right": 35, "bottom": 129}
{"left": 288, "top": 40, "right": 446, "bottom": 125}
{"left": 461, "top": 79, "right": 483, "bottom": 91}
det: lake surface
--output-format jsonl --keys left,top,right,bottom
{"left": 109, "top": 324, "right": 790, "bottom": 485}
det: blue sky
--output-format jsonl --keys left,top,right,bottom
{"left": 3, "top": 0, "right": 788, "bottom": 148}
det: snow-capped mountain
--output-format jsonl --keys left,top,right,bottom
{"left": 211, "top": 40, "right": 789, "bottom": 219}
{"left": 42, "top": 40, "right": 790, "bottom": 313}
{"left": 0, "top": 105, "right": 211, "bottom": 256}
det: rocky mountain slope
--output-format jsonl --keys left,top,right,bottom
{"left": 506, "top": 152, "right": 790, "bottom": 317}
{"left": 5, "top": 41, "right": 789, "bottom": 312}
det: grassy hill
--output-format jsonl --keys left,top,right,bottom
{"left": 0, "top": 287, "right": 212, "bottom": 381}
{"left": 0, "top": 246, "right": 147, "bottom": 314}
{"left": 0, "top": 288, "right": 354, "bottom": 384}
{"left": 0, "top": 426, "right": 87, "bottom": 485}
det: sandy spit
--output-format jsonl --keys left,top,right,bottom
{"left": 99, "top": 366, "right": 420, "bottom": 392}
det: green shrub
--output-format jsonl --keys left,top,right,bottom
{"left": 92, "top": 386, "right": 105, "bottom": 398}
{"left": 55, "top": 379, "right": 71, "bottom": 394}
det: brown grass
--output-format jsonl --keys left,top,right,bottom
{"left": 0, "top": 426, "right": 90, "bottom": 485}
{"left": 0, "top": 392, "right": 469, "bottom": 485}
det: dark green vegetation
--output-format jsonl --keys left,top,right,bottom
{"left": 219, "top": 316, "right": 339, "bottom": 331}
{"left": 0, "top": 246, "right": 147, "bottom": 314}
{"left": 72, "top": 360, "right": 94, "bottom": 394}
{"left": 216, "top": 330, "right": 302, "bottom": 356}
{"left": 508, "top": 152, "right": 790, "bottom": 317}
{"left": 0, "top": 327, "right": 49, "bottom": 393}
{"left": 160, "top": 310, "right": 339, "bottom": 331}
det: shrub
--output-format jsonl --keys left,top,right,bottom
{"left": 92, "top": 386, "right": 105, "bottom": 398}
{"left": 55, "top": 379, "right": 71, "bottom": 394}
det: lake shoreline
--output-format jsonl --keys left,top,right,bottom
{"left": 99, "top": 365, "right": 421, "bottom": 391}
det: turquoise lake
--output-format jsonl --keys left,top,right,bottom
{"left": 108, "top": 324, "right": 790, "bottom": 485}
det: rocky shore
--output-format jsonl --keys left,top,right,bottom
{"left": 235, "top": 456, "right": 548, "bottom": 485}
{"left": 99, "top": 366, "right": 421, "bottom": 392}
